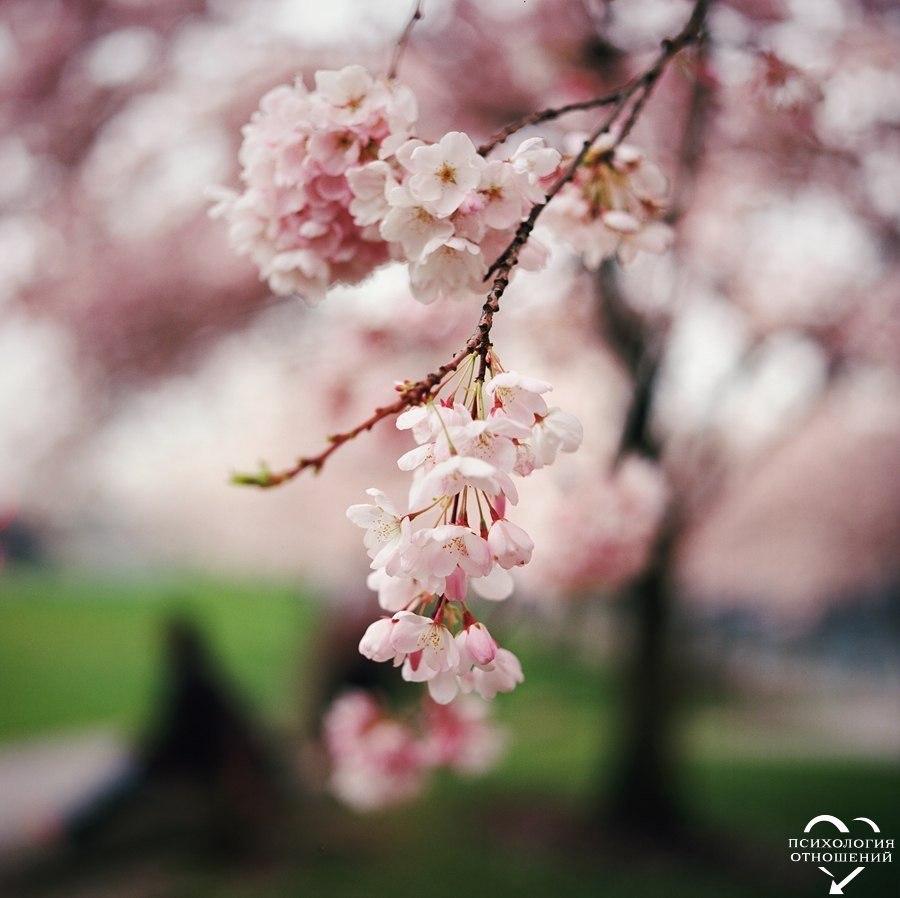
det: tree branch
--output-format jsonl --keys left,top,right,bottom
{"left": 601, "top": 0, "right": 712, "bottom": 468}
{"left": 388, "top": 0, "right": 424, "bottom": 80}
{"left": 232, "top": 0, "right": 707, "bottom": 489}
{"left": 477, "top": 93, "right": 624, "bottom": 157}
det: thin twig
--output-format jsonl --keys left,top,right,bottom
{"left": 233, "top": 0, "right": 707, "bottom": 489}
{"left": 481, "top": 88, "right": 641, "bottom": 285}
{"left": 665, "top": 5, "right": 714, "bottom": 225}
{"left": 231, "top": 346, "right": 473, "bottom": 487}
{"left": 478, "top": 93, "right": 624, "bottom": 156}
{"left": 388, "top": 0, "right": 424, "bottom": 80}
{"left": 483, "top": 3, "right": 705, "bottom": 282}
{"left": 605, "top": 0, "right": 712, "bottom": 469}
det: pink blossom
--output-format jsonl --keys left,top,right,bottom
{"left": 528, "top": 457, "right": 669, "bottom": 594}
{"left": 542, "top": 138, "right": 671, "bottom": 268}
{"left": 487, "top": 519, "right": 534, "bottom": 569}
{"left": 752, "top": 51, "right": 822, "bottom": 112}
{"left": 400, "top": 651, "right": 432, "bottom": 683}
{"left": 423, "top": 668, "right": 462, "bottom": 705}
{"left": 366, "top": 568, "right": 426, "bottom": 612}
{"left": 398, "top": 645, "right": 463, "bottom": 705}
{"left": 408, "top": 456, "right": 502, "bottom": 510}
{"left": 486, "top": 371, "right": 552, "bottom": 429}
{"left": 513, "top": 442, "right": 537, "bottom": 477}
{"left": 396, "top": 401, "right": 470, "bottom": 444}
{"left": 456, "top": 621, "right": 497, "bottom": 668}
{"left": 323, "top": 692, "right": 505, "bottom": 811}
{"left": 530, "top": 407, "right": 584, "bottom": 467}
{"left": 408, "top": 524, "right": 492, "bottom": 579}
{"left": 440, "top": 418, "right": 518, "bottom": 472}
{"left": 464, "top": 647, "right": 524, "bottom": 700}
{"left": 346, "top": 161, "right": 395, "bottom": 226}
{"left": 314, "top": 65, "right": 384, "bottom": 121}
{"left": 399, "top": 131, "right": 485, "bottom": 217}
{"left": 339, "top": 131, "right": 552, "bottom": 306}
{"left": 209, "top": 66, "right": 415, "bottom": 302}
{"left": 409, "top": 237, "right": 485, "bottom": 304}
{"left": 391, "top": 610, "right": 461, "bottom": 672}
{"left": 443, "top": 565, "right": 468, "bottom": 603}
{"left": 542, "top": 188, "right": 620, "bottom": 269}
{"left": 476, "top": 160, "right": 534, "bottom": 229}
{"left": 601, "top": 210, "right": 672, "bottom": 264}
{"left": 379, "top": 191, "right": 456, "bottom": 260}
{"left": 323, "top": 692, "right": 427, "bottom": 811}
{"left": 358, "top": 616, "right": 400, "bottom": 664}
{"left": 351, "top": 362, "right": 580, "bottom": 702}
{"left": 322, "top": 691, "right": 381, "bottom": 759}
{"left": 422, "top": 699, "right": 507, "bottom": 774}
{"left": 470, "top": 566, "right": 515, "bottom": 601}
{"left": 395, "top": 404, "right": 436, "bottom": 442}
{"left": 396, "top": 441, "right": 437, "bottom": 474}
{"left": 346, "top": 488, "right": 410, "bottom": 573}
{"left": 509, "top": 137, "right": 561, "bottom": 187}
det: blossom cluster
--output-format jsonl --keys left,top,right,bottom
{"left": 323, "top": 690, "right": 504, "bottom": 811}
{"left": 543, "top": 134, "right": 673, "bottom": 267}
{"left": 347, "top": 131, "right": 560, "bottom": 303}
{"left": 528, "top": 456, "right": 669, "bottom": 596}
{"left": 210, "top": 65, "right": 674, "bottom": 306}
{"left": 209, "top": 66, "right": 417, "bottom": 302}
{"left": 348, "top": 354, "right": 582, "bottom": 705}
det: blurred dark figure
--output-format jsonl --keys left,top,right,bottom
{"left": 63, "top": 617, "right": 290, "bottom": 860}
{"left": 0, "top": 517, "right": 45, "bottom": 566}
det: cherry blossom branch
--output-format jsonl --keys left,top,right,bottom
{"left": 604, "top": 0, "right": 712, "bottom": 467}
{"left": 388, "top": 0, "right": 424, "bottom": 80}
{"left": 231, "top": 346, "right": 472, "bottom": 486}
{"left": 477, "top": 93, "right": 624, "bottom": 156}
{"left": 232, "top": 0, "right": 706, "bottom": 489}
{"left": 477, "top": 0, "right": 708, "bottom": 159}
{"left": 483, "top": 0, "right": 707, "bottom": 282}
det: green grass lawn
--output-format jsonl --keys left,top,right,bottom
{"left": 0, "top": 566, "right": 316, "bottom": 740}
{"left": 1, "top": 567, "right": 897, "bottom": 898}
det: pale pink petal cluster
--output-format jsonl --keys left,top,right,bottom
{"left": 349, "top": 132, "right": 561, "bottom": 303}
{"left": 753, "top": 51, "right": 822, "bottom": 112}
{"left": 322, "top": 691, "right": 427, "bottom": 811}
{"left": 543, "top": 134, "right": 672, "bottom": 267}
{"left": 422, "top": 697, "right": 506, "bottom": 774}
{"left": 530, "top": 456, "right": 669, "bottom": 595}
{"left": 348, "top": 355, "right": 582, "bottom": 704}
{"left": 209, "top": 66, "right": 417, "bottom": 303}
{"left": 322, "top": 690, "right": 505, "bottom": 811}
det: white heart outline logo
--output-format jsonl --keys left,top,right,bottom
{"left": 803, "top": 815, "right": 880, "bottom": 894}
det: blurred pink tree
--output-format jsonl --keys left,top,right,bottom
{"left": 4, "top": 0, "right": 899, "bottom": 833}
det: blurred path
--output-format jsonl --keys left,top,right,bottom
{"left": 0, "top": 729, "right": 129, "bottom": 854}
{"left": 0, "top": 669, "right": 895, "bottom": 857}
{"left": 691, "top": 691, "right": 900, "bottom": 760}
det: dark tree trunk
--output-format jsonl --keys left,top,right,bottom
{"left": 591, "top": 259, "right": 686, "bottom": 839}
{"left": 603, "top": 523, "right": 685, "bottom": 839}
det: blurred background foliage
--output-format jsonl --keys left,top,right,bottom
{"left": 1, "top": 0, "right": 899, "bottom": 894}
{"left": 0, "top": 570, "right": 897, "bottom": 896}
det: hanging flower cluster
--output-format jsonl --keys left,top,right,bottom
{"left": 543, "top": 134, "right": 673, "bottom": 267}
{"left": 208, "top": 0, "right": 712, "bottom": 812}
{"left": 348, "top": 353, "right": 583, "bottom": 705}
{"left": 323, "top": 690, "right": 505, "bottom": 811}
{"left": 210, "top": 1, "right": 705, "bottom": 807}
{"left": 208, "top": 65, "right": 417, "bottom": 302}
